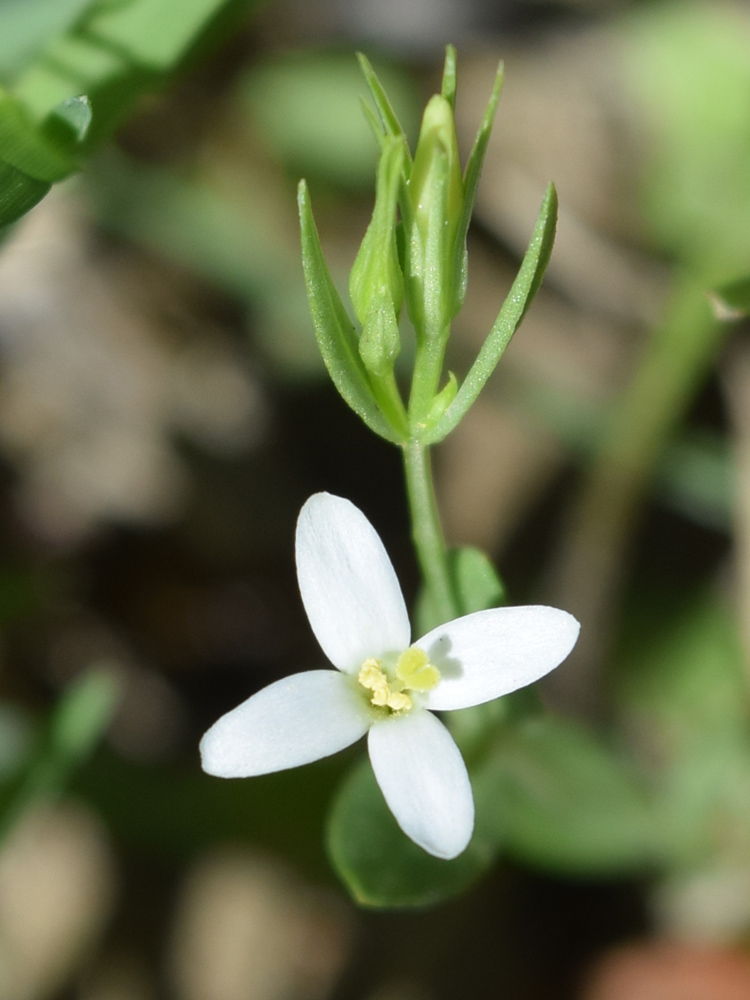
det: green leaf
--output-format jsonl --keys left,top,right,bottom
{"left": 0, "top": 160, "right": 49, "bottom": 227}
{"left": 0, "top": 665, "right": 120, "bottom": 842}
{"left": 452, "top": 546, "right": 506, "bottom": 614}
{"left": 710, "top": 275, "right": 750, "bottom": 320}
{"left": 51, "top": 666, "right": 120, "bottom": 764}
{"left": 0, "top": 0, "right": 255, "bottom": 229}
{"left": 426, "top": 183, "right": 557, "bottom": 443}
{"left": 477, "top": 716, "right": 654, "bottom": 875}
{"left": 327, "top": 756, "right": 494, "bottom": 908}
{"left": 415, "top": 545, "right": 505, "bottom": 637}
{"left": 618, "top": 593, "right": 747, "bottom": 739}
{"left": 451, "top": 58, "right": 503, "bottom": 314}
{"left": 298, "top": 179, "right": 404, "bottom": 444}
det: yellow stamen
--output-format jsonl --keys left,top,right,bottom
{"left": 357, "top": 648, "right": 439, "bottom": 714}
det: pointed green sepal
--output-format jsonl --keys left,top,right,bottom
{"left": 425, "top": 183, "right": 558, "bottom": 444}
{"left": 441, "top": 44, "right": 457, "bottom": 109}
{"left": 356, "top": 53, "right": 411, "bottom": 163}
{"left": 298, "top": 180, "right": 403, "bottom": 443}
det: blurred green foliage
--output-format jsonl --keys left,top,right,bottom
{"left": 0, "top": 0, "right": 257, "bottom": 227}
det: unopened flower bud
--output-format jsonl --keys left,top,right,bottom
{"left": 349, "top": 137, "right": 405, "bottom": 376}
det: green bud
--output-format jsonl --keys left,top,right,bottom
{"left": 409, "top": 95, "right": 463, "bottom": 245}
{"left": 349, "top": 136, "right": 405, "bottom": 376}
{"left": 404, "top": 94, "right": 464, "bottom": 337}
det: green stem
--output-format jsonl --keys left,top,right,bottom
{"left": 408, "top": 324, "right": 450, "bottom": 433}
{"left": 402, "top": 440, "right": 457, "bottom": 624}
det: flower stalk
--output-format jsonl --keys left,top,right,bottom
{"left": 403, "top": 440, "right": 458, "bottom": 625}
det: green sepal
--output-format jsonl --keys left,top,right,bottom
{"left": 350, "top": 136, "right": 405, "bottom": 377}
{"left": 356, "top": 52, "right": 411, "bottom": 160}
{"left": 415, "top": 545, "right": 506, "bottom": 637}
{"left": 451, "top": 60, "right": 504, "bottom": 315}
{"left": 358, "top": 302, "right": 401, "bottom": 377}
{"left": 475, "top": 715, "right": 655, "bottom": 875}
{"left": 298, "top": 180, "right": 404, "bottom": 443}
{"left": 426, "top": 183, "right": 557, "bottom": 443}
{"left": 327, "top": 755, "right": 494, "bottom": 908}
{"left": 710, "top": 275, "right": 750, "bottom": 320}
{"left": 441, "top": 44, "right": 457, "bottom": 108}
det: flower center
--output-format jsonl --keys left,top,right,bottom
{"left": 357, "top": 647, "right": 441, "bottom": 713}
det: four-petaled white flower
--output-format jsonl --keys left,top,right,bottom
{"left": 200, "top": 493, "right": 580, "bottom": 860}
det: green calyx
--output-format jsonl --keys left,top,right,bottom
{"left": 298, "top": 46, "right": 557, "bottom": 449}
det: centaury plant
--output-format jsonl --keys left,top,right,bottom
{"left": 200, "top": 48, "right": 589, "bottom": 907}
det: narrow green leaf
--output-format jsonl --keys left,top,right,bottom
{"left": 327, "top": 756, "right": 494, "bottom": 908}
{"left": 476, "top": 716, "right": 654, "bottom": 875}
{"left": 426, "top": 183, "right": 557, "bottom": 443}
{"left": 451, "top": 60, "right": 503, "bottom": 313}
{"left": 0, "top": 160, "right": 49, "bottom": 227}
{"left": 0, "top": 665, "right": 120, "bottom": 842}
{"left": 298, "top": 180, "right": 403, "bottom": 444}
{"left": 710, "top": 275, "right": 750, "bottom": 320}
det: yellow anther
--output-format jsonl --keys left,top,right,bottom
{"left": 357, "top": 649, "right": 439, "bottom": 714}
{"left": 386, "top": 690, "right": 412, "bottom": 712}
{"left": 358, "top": 658, "right": 387, "bottom": 691}
{"left": 396, "top": 647, "right": 441, "bottom": 691}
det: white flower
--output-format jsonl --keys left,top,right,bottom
{"left": 200, "top": 492, "right": 579, "bottom": 860}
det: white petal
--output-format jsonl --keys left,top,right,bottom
{"left": 296, "top": 493, "right": 410, "bottom": 672}
{"left": 200, "top": 670, "right": 371, "bottom": 777}
{"left": 419, "top": 605, "right": 580, "bottom": 711}
{"left": 368, "top": 710, "right": 474, "bottom": 859}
